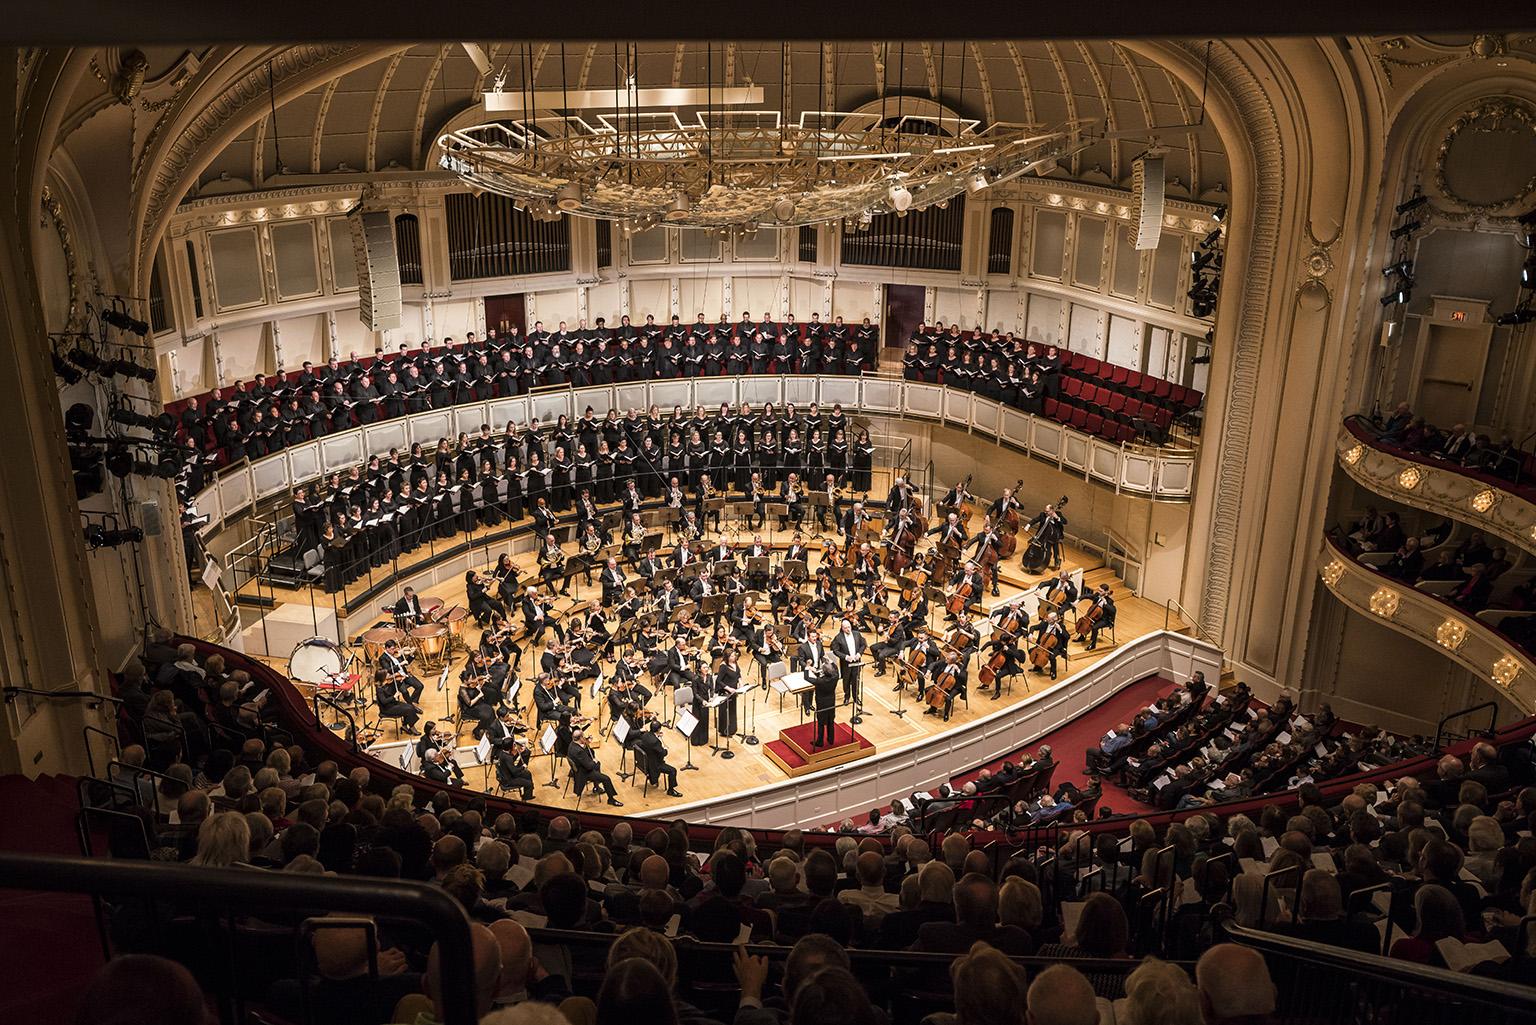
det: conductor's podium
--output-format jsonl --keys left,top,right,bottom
{"left": 764, "top": 721, "right": 875, "bottom": 777}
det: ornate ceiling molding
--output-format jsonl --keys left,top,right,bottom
{"left": 1337, "top": 419, "right": 1536, "bottom": 558}
{"left": 1432, "top": 96, "right": 1536, "bottom": 215}
{"left": 1317, "top": 535, "right": 1533, "bottom": 713}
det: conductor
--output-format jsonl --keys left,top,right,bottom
{"left": 809, "top": 639, "right": 840, "bottom": 749}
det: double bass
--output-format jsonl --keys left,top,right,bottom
{"left": 1021, "top": 494, "right": 1070, "bottom": 573}
{"left": 997, "top": 479, "right": 1025, "bottom": 558}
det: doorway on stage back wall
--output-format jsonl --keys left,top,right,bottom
{"left": 883, "top": 284, "right": 926, "bottom": 350}
{"left": 484, "top": 293, "right": 526, "bottom": 337}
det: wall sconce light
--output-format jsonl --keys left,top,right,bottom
{"left": 1321, "top": 560, "right": 1345, "bottom": 586}
{"left": 1343, "top": 444, "right": 1364, "bottom": 466}
{"left": 1397, "top": 466, "right": 1423, "bottom": 490}
{"left": 1492, "top": 655, "right": 1520, "bottom": 689}
{"left": 1471, "top": 489, "right": 1497, "bottom": 514}
{"left": 1369, "top": 588, "right": 1399, "bottom": 618}
{"left": 1435, "top": 619, "right": 1467, "bottom": 652}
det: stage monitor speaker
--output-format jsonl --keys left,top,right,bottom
{"left": 347, "top": 208, "right": 403, "bottom": 331}
{"left": 1131, "top": 155, "right": 1165, "bottom": 252}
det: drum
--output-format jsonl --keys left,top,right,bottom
{"left": 288, "top": 636, "right": 344, "bottom": 685}
{"left": 410, "top": 624, "right": 449, "bottom": 668}
{"left": 440, "top": 606, "right": 470, "bottom": 645}
{"left": 361, "top": 627, "right": 406, "bottom": 664}
{"left": 420, "top": 595, "right": 445, "bottom": 617}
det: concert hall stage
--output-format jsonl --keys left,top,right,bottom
{"left": 764, "top": 721, "right": 876, "bottom": 777}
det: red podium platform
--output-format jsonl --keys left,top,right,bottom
{"left": 764, "top": 721, "right": 875, "bottom": 777}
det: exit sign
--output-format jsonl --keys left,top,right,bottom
{"left": 1450, "top": 310, "right": 1467, "bottom": 322}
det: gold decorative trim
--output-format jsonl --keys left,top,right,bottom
{"left": 1433, "top": 98, "right": 1536, "bottom": 214}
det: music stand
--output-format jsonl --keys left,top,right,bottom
{"left": 701, "top": 593, "right": 729, "bottom": 624}
{"left": 673, "top": 688, "right": 700, "bottom": 771}
{"left": 765, "top": 502, "right": 789, "bottom": 541}
{"left": 783, "top": 558, "right": 808, "bottom": 582}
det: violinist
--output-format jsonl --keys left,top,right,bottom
{"left": 478, "top": 709, "right": 534, "bottom": 800}
{"left": 466, "top": 570, "right": 507, "bottom": 624}
{"left": 379, "top": 639, "right": 425, "bottom": 704}
{"left": 458, "top": 653, "right": 500, "bottom": 731}
{"left": 783, "top": 532, "right": 809, "bottom": 568}
{"left": 870, "top": 609, "right": 909, "bottom": 678}
{"left": 1029, "top": 612, "right": 1069, "bottom": 680}
{"left": 532, "top": 672, "right": 575, "bottom": 725}
{"left": 492, "top": 553, "right": 520, "bottom": 606}
{"left": 752, "top": 621, "right": 787, "bottom": 685}
{"left": 422, "top": 746, "right": 466, "bottom": 787}
{"left": 375, "top": 667, "right": 422, "bottom": 735}
{"left": 480, "top": 612, "right": 524, "bottom": 672}
{"left": 1080, "top": 583, "right": 1117, "bottom": 650}
{"left": 811, "top": 566, "right": 842, "bottom": 626}
{"left": 521, "top": 585, "right": 564, "bottom": 647}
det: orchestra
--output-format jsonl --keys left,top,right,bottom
{"left": 259, "top": 381, "right": 1138, "bottom": 806}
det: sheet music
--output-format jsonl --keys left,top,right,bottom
{"left": 675, "top": 709, "right": 700, "bottom": 737}
{"left": 540, "top": 724, "right": 558, "bottom": 753}
{"left": 613, "top": 717, "right": 631, "bottom": 744}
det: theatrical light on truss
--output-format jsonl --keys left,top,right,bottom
{"left": 67, "top": 346, "right": 108, "bottom": 375}
{"left": 64, "top": 402, "right": 95, "bottom": 439}
{"left": 1395, "top": 194, "right": 1429, "bottom": 216}
{"left": 107, "top": 357, "right": 156, "bottom": 383}
{"left": 101, "top": 307, "right": 149, "bottom": 337}
{"left": 1210, "top": 204, "right": 1227, "bottom": 223}
{"left": 887, "top": 184, "right": 913, "bottom": 212}
{"left": 1389, "top": 221, "right": 1420, "bottom": 240}
{"left": 83, "top": 523, "right": 143, "bottom": 549}
{"left": 109, "top": 406, "right": 177, "bottom": 435}
{"left": 104, "top": 444, "right": 179, "bottom": 480}
{"left": 771, "top": 196, "right": 797, "bottom": 222}
{"left": 1494, "top": 305, "right": 1534, "bottom": 326}
{"left": 51, "top": 352, "right": 82, "bottom": 384}
{"left": 1201, "top": 227, "right": 1222, "bottom": 247}
{"left": 70, "top": 451, "right": 105, "bottom": 499}
{"left": 1380, "top": 288, "right": 1412, "bottom": 307}
{"left": 554, "top": 181, "right": 584, "bottom": 212}
{"left": 662, "top": 193, "right": 692, "bottom": 223}
{"left": 1382, "top": 260, "right": 1414, "bottom": 279}
{"left": 1191, "top": 250, "right": 1221, "bottom": 274}
{"left": 1521, "top": 255, "right": 1536, "bottom": 289}
{"left": 967, "top": 172, "right": 991, "bottom": 194}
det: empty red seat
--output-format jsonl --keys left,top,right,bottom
{"left": 1092, "top": 385, "right": 1113, "bottom": 407}
{"left": 1185, "top": 389, "right": 1204, "bottom": 410}
{"left": 1152, "top": 408, "right": 1173, "bottom": 429}
{"left": 1107, "top": 365, "right": 1129, "bottom": 386}
{"left": 1076, "top": 358, "right": 1097, "bottom": 376}
{"left": 1064, "top": 352, "right": 1084, "bottom": 371}
{"left": 1151, "top": 378, "right": 1173, "bottom": 400}
{"left": 1125, "top": 370, "right": 1145, "bottom": 392}
{"left": 1042, "top": 397, "right": 1060, "bottom": 420}
{"left": 1083, "top": 413, "right": 1103, "bottom": 435}
{"left": 1115, "top": 423, "right": 1136, "bottom": 444}
{"left": 1106, "top": 392, "right": 1128, "bottom": 413}
{"left": 1062, "top": 377, "right": 1084, "bottom": 399}
{"left": 1068, "top": 407, "right": 1090, "bottom": 430}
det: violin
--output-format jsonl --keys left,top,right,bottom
{"left": 822, "top": 537, "right": 846, "bottom": 568}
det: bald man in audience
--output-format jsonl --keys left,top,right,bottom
{"left": 489, "top": 919, "right": 572, "bottom": 1007}
{"left": 1196, "top": 945, "right": 1276, "bottom": 1025}
{"left": 419, "top": 925, "right": 502, "bottom": 1021}
{"left": 73, "top": 954, "right": 214, "bottom": 1025}
{"left": 1026, "top": 964, "right": 1099, "bottom": 1025}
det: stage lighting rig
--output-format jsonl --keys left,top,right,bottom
{"left": 51, "top": 351, "right": 82, "bottom": 384}
{"left": 107, "top": 357, "right": 156, "bottom": 383}
{"left": 100, "top": 298, "right": 149, "bottom": 337}
{"left": 109, "top": 406, "right": 176, "bottom": 436}
{"left": 83, "top": 523, "right": 143, "bottom": 549}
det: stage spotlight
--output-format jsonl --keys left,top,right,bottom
{"left": 966, "top": 172, "right": 990, "bottom": 194}
{"left": 1522, "top": 255, "right": 1536, "bottom": 289}
{"left": 555, "top": 181, "right": 584, "bottom": 212}
{"left": 83, "top": 524, "right": 144, "bottom": 549}
{"left": 1380, "top": 288, "right": 1411, "bottom": 307}
{"left": 771, "top": 196, "right": 797, "bottom": 221}
{"left": 1496, "top": 305, "right": 1536, "bottom": 326}
{"left": 105, "top": 445, "right": 134, "bottom": 478}
{"left": 72, "top": 461, "right": 105, "bottom": 500}
{"left": 887, "top": 184, "right": 912, "bottom": 212}
{"left": 51, "top": 352, "right": 82, "bottom": 384}
{"left": 1389, "top": 221, "right": 1420, "bottom": 240}
{"left": 109, "top": 407, "right": 176, "bottom": 434}
{"left": 107, "top": 358, "right": 156, "bottom": 383}
{"left": 1201, "top": 227, "right": 1222, "bottom": 247}
{"left": 1395, "top": 194, "right": 1429, "bottom": 216}
{"left": 64, "top": 403, "right": 95, "bottom": 439}
{"left": 101, "top": 308, "right": 150, "bottom": 337}
{"left": 1382, "top": 260, "right": 1413, "bottom": 279}
{"left": 67, "top": 347, "right": 108, "bottom": 374}
{"left": 1191, "top": 250, "right": 1220, "bottom": 274}
{"left": 663, "top": 193, "right": 692, "bottom": 222}
{"left": 1211, "top": 205, "right": 1227, "bottom": 223}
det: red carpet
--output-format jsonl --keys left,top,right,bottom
{"left": 951, "top": 675, "right": 1176, "bottom": 817}
{"left": 766, "top": 721, "right": 875, "bottom": 775}
{"left": 0, "top": 773, "right": 105, "bottom": 1025}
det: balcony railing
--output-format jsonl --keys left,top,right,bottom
{"left": 1339, "top": 416, "right": 1536, "bottom": 557}
{"left": 1317, "top": 533, "right": 1534, "bottom": 713}
{"left": 190, "top": 375, "right": 1198, "bottom": 545}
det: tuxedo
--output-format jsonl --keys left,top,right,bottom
{"left": 380, "top": 650, "right": 424, "bottom": 703}
{"left": 632, "top": 728, "right": 679, "bottom": 792}
{"left": 831, "top": 626, "right": 868, "bottom": 705}
{"left": 567, "top": 740, "right": 618, "bottom": 800}
{"left": 393, "top": 593, "right": 426, "bottom": 625}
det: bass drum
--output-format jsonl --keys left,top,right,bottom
{"left": 288, "top": 636, "right": 344, "bottom": 684}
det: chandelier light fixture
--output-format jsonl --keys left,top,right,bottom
{"left": 437, "top": 42, "right": 1098, "bottom": 233}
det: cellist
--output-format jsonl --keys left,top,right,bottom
{"left": 1028, "top": 611, "right": 1069, "bottom": 681}
{"left": 923, "top": 648, "right": 967, "bottom": 722}
{"left": 945, "top": 559, "right": 986, "bottom": 621}
{"left": 1077, "top": 583, "right": 1117, "bottom": 650}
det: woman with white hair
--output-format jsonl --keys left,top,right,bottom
{"left": 1122, "top": 958, "right": 1201, "bottom": 1025}
{"left": 1463, "top": 816, "right": 1505, "bottom": 888}
{"left": 189, "top": 812, "right": 251, "bottom": 868}
{"left": 1231, "top": 873, "right": 1283, "bottom": 930}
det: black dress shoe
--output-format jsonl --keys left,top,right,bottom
{"left": 666, "top": 788, "right": 683, "bottom": 797}
{"left": 607, "top": 797, "right": 624, "bottom": 807}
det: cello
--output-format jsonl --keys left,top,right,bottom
{"left": 1074, "top": 596, "right": 1106, "bottom": 641}
{"left": 1028, "top": 625, "right": 1063, "bottom": 669}
{"left": 977, "top": 642, "right": 1009, "bottom": 687}
{"left": 924, "top": 660, "right": 963, "bottom": 710}
{"left": 945, "top": 575, "right": 976, "bottom": 617}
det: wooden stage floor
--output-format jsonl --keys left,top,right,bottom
{"left": 252, "top": 531, "right": 1183, "bottom": 818}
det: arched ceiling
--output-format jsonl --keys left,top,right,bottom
{"left": 182, "top": 41, "right": 1230, "bottom": 203}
